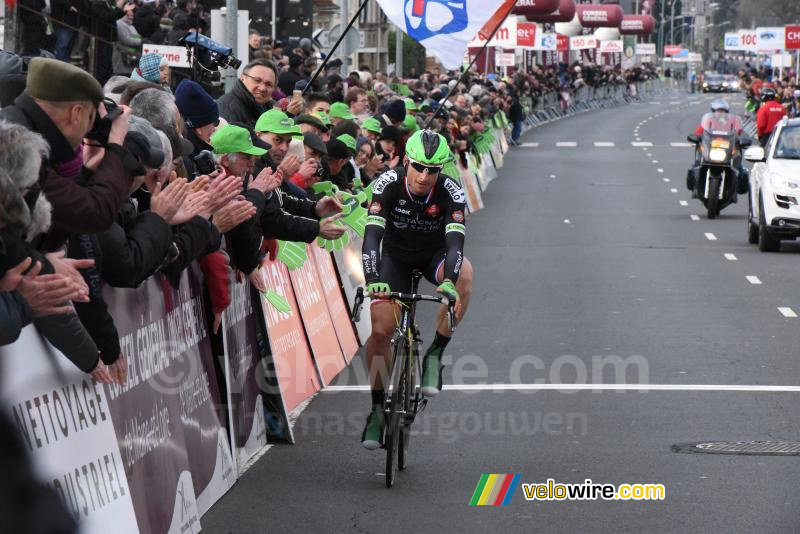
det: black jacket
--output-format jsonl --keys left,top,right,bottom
{"left": 88, "top": 0, "right": 122, "bottom": 42}
{"left": 277, "top": 68, "right": 304, "bottom": 96}
{"left": 133, "top": 3, "right": 163, "bottom": 43}
{"left": 217, "top": 79, "right": 270, "bottom": 129}
{"left": 50, "top": 0, "right": 85, "bottom": 27}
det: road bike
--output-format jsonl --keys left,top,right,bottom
{"left": 352, "top": 271, "right": 456, "bottom": 487}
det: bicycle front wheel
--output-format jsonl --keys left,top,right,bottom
{"left": 385, "top": 338, "right": 408, "bottom": 488}
{"left": 398, "top": 344, "right": 417, "bottom": 471}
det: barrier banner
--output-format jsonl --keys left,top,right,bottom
{"left": 221, "top": 278, "right": 271, "bottom": 472}
{"left": 332, "top": 233, "right": 372, "bottom": 342}
{"left": 289, "top": 246, "right": 347, "bottom": 385}
{"left": 458, "top": 160, "right": 484, "bottom": 213}
{"left": 0, "top": 327, "right": 139, "bottom": 534}
{"left": 310, "top": 245, "right": 360, "bottom": 363}
{"left": 102, "top": 269, "right": 235, "bottom": 531}
{"left": 258, "top": 258, "right": 321, "bottom": 413}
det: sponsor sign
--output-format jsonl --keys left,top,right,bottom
{"left": 688, "top": 52, "right": 703, "bottom": 63}
{"left": 724, "top": 32, "right": 741, "bottom": 51}
{"left": 517, "top": 22, "right": 537, "bottom": 48}
{"left": 468, "top": 17, "right": 517, "bottom": 48}
{"left": 557, "top": 33, "right": 570, "bottom": 51}
{"left": 785, "top": 25, "right": 800, "bottom": 50}
{"left": 332, "top": 235, "right": 372, "bottom": 342}
{"left": 756, "top": 27, "right": 785, "bottom": 53}
{"left": 288, "top": 246, "right": 347, "bottom": 385}
{"left": 664, "top": 44, "right": 682, "bottom": 56}
{"left": 600, "top": 40, "right": 624, "bottom": 54}
{"left": 570, "top": 35, "right": 598, "bottom": 50}
{"left": 636, "top": 43, "right": 656, "bottom": 55}
{"left": 496, "top": 52, "right": 516, "bottom": 67}
{"left": 534, "top": 32, "right": 558, "bottom": 51}
{"left": 576, "top": 4, "right": 623, "bottom": 27}
{"left": 738, "top": 29, "right": 757, "bottom": 52}
{"left": 512, "top": 0, "right": 560, "bottom": 16}
{"left": 140, "top": 44, "right": 191, "bottom": 68}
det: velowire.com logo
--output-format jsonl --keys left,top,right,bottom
{"left": 469, "top": 474, "right": 521, "bottom": 506}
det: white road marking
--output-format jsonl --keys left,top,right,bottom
{"left": 556, "top": 141, "right": 577, "bottom": 147}
{"left": 652, "top": 160, "right": 659, "bottom": 163}
{"left": 705, "top": 232, "right": 717, "bottom": 241}
{"left": 563, "top": 219, "right": 572, "bottom": 224}
{"left": 663, "top": 178, "right": 671, "bottom": 182}
{"left": 671, "top": 142, "right": 693, "bottom": 147}
{"left": 657, "top": 168, "right": 665, "bottom": 173}
{"left": 325, "top": 384, "right": 800, "bottom": 392}
{"left": 679, "top": 200, "right": 688, "bottom": 205}
{"left": 632, "top": 142, "right": 653, "bottom": 147}
{"left": 671, "top": 188, "right": 679, "bottom": 193}
{"left": 724, "top": 253, "right": 737, "bottom": 260}
{"left": 669, "top": 101, "right": 680, "bottom": 105}
{"left": 520, "top": 142, "right": 539, "bottom": 147}
{"left": 690, "top": 214, "right": 700, "bottom": 221}
{"left": 650, "top": 101, "right": 662, "bottom": 104}
{"left": 779, "top": 307, "right": 798, "bottom": 318}
{"left": 594, "top": 142, "right": 615, "bottom": 147}
{"left": 647, "top": 153, "right": 653, "bottom": 157}
{"left": 746, "top": 276, "right": 762, "bottom": 285}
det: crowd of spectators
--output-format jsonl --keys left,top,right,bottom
{"left": 736, "top": 64, "right": 800, "bottom": 119}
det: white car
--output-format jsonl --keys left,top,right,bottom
{"left": 745, "top": 118, "right": 800, "bottom": 251}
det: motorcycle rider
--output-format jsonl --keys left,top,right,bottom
{"left": 756, "top": 87, "right": 786, "bottom": 147}
{"left": 687, "top": 99, "right": 747, "bottom": 196}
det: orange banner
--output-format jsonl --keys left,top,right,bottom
{"left": 289, "top": 246, "right": 347, "bottom": 385}
{"left": 310, "top": 245, "right": 360, "bottom": 363}
{"left": 259, "top": 259, "right": 321, "bottom": 412}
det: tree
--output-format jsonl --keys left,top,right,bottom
{"left": 387, "top": 30, "right": 426, "bottom": 77}
{"left": 736, "top": 0, "right": 800, "bottom": 27}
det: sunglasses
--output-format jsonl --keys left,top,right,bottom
{"left": 409, "top": 160, "right": 442, "bottom": 174}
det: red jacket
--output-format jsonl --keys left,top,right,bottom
{"left": 757, "top": 100, "right": 786, "bottom": 138}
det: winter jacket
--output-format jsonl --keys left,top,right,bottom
{"left": 113, "top": 17, "right": 142, "bottom": 75}
{"left": 217, "top": 79, "right": 271, "bottom": 129}
{"left": 133, "top": 3, "right": 163, "bottom": 43}
{"left": 757, "top": 100, "right": 786, "bottom": 138}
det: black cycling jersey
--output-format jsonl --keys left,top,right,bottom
{"left": 362, "top": 167, "right": 466, "bottom": 285}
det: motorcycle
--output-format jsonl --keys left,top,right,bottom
{"left": 687, "top": 128, "right": 751, "bottom": 219}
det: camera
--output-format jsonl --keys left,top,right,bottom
{"left": 193, "top": 149, "right": 218, "bottom": 175}
{"left": 86, "top": 97, "right": 123, "bottom": 143}
{"left": 180, "top": 32, "right": 243, "bottom": 83}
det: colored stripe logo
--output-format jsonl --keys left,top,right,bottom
{"left": 469, "top": 474, "right": 521, "bottom": 505}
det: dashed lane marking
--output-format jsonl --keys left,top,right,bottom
{"left": 724, "top": 253, "right": 737, "bottom": 260}
{"left": 778, "top": 307, "right": 798, "bottom": 318}
{"left": 705, "top": 232, "right": 717, "bottom": 241}
{"left": 520, "top": 142, "right": 539, "bottom": 147}
{"left": 632, "top": 142, "right": 653, "bottom": 147}
{"left": 671, "top": 142, "right": 693, "bottom": 147}
{"left": 746, "top": 276, "right": 762, "bottom": 285}
{"left": 690, "top": 214, "right": 700, "bottom": 221}
{"left": 679, "top": 200, "right": 688, "bottom": 205}
{"left": 594, "top": 142, "right": 615, "bottom": 147}
{"left": 556, "top": 141, "right": 577, "bottom": 147}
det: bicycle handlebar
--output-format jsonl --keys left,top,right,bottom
{"left": 350, "top": 287, "right": 457, "bottom": 333}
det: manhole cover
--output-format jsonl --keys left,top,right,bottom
{"left": 672, "top": 441, "right": 800, "bottom": 456}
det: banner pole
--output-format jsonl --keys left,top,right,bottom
{"left": 423, "top": 1, "right": 518, "bottom": 129}
{"left": 303, "top": 0, "right": 370, "bottom": 95}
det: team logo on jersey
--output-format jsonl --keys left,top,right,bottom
{"left": 369, "top": 202, "right": 382, "bottom": 214}
{"left": 444, "top": 178, "right": 466, "bottom": 203}
{"left": 373, "top": 171, "right": 398, "bottom": 194}
{"left": 426, "top": 204, "right": 440, "bottom": 217}
{"left": 452, "top": 210, "right": 465, "bottom": 223}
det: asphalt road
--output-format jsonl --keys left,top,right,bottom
{"left": 203, "top": 91, "right": 800, "bottom": 533}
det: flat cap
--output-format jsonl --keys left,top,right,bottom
{"left": 26, "top": 58, "right": 104, "bottom": 103}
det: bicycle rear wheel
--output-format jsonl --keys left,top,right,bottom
{"left": 385, "top": 338, "right": 407, "bottom": 488}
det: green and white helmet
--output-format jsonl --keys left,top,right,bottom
{"left": 405, "top": 129, "right": 452, "bottom": 166}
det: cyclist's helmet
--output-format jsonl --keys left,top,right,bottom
{"left": 405, "top": 129, "right": 451, "bottom": 166}
{"left": 761, "top": 87, "right": 777, "bottom": 101}
{"left": 710, "top": 98, "right": 730, "bottom": 112}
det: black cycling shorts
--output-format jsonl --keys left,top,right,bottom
{"left": 378, "top": 248, "right": 446, "bottom": 295}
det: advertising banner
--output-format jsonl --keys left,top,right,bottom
{"left": 738, "top": 29, "right": 757, "bottom": 52}
{"left": 570, "top": 35, "right": 598, "bottom": 50}
{"left": 140, "top": 44, "right": 191, "bottom": 68}
{"left": 517, "top": 22, "right": 537, "bottom": 48}
{"left": 636, "top": 43, "right": 656, "bottom": 55}
{"left": 724, "top": 32, "right": 741, "bottom": 51}
{"left": 534, "top": 32, "right": 558, "bottom": 51}
{"left": 756, "top": 27, "right": 785, "bottom": 53}
{"left": 664, "top": 44, "right": 682, "bottom": 56}
{"left": 332, "top": 234, "right": 372, "bottom": 342}
{"left": 102, "top": 269, "right": 236, "bottom": 529}
{"left": 458, "top": 161, "right": 484, "bottom": 213}
{"left": 496, "top": 52, "right": 516, "bottom": 67}
{"left": 309, "top": 245, "right": 360, "bottom": 364}
{"left": 221, "top": 278, "right": 271, "bottom": 472}
{"left": 288, "top": 246, "right": 346, "bottom": 385}
{"left": 600, "top": 40, "right": 623, "bottom": 54}
{"left": 785, "top": 25, "right": 800, "bottom": 50}
{"left": 468, "top": 17, "right": 517, "bottom": 48}
{"left": 556, "top": 34, "right": 570, "bottom": 51}
{"left": 0, "top": 327, "right": 139, "bottom": 534}
{"left": 258, "top": 259, "right": 322, "bottom": 413}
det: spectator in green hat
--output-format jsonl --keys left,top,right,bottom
{"left": 404, "top": 98, "right": 419, "bottom": 115}
{"left": 361, "top": 117, "right": 382, "bottom": 143}
{"left": 403, "top": 114, "right": 420, "bottom": 133}
{"left": 329, "top": 101, "right": 356, "bottom": 125}
{"left": 210, "top": 124, "right": 267, "bottom": 179}
{"left": 254, "top": 108, "right": 302, "bottom": 168}
{"left": 337, "top": 133, "right": 357, "bottom": 158}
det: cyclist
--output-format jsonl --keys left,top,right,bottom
{"left": 360, "top": 129, "right": 474, "bottom": 450}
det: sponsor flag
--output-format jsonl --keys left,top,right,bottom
{"left": 375, "top": 0, "right": 511, "bottom": 69}
{"left": 469, "top": 474, "right": 522, "bottom": 505}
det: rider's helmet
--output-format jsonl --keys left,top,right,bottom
{"left": 405, "top": 129, "right": 451, "bottom": 167}
{"left": 761, "top": 87, "right": 777, "bottom": 101}
{"left": 710, "top": 98, "right": 730, "bottom": 113}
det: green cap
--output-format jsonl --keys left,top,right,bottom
{"left": 404, "top": 98, "right": 419, "bottom": 112}
{"left": 403, "top": 114, "right": 419, "bottom": 132}
{"left": 337, "top": 134, "right": 357, "bottom": 155}
{"left": 360, "top": 117, "right": 382, "bottom": 134}
{"left": 211, "top": 124, "right": 267, "bottom": 156}
{"left": 312, "top": 111, "right": 332, "bottom": 127}
{"left": 329, "top": 101, "right": 356, "bottom": 120}
{"left": 255, "top": 109, "right": 302, "bottom": 135}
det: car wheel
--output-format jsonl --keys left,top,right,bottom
{"left": 758, "top": 196, "right": 780, "bottom": 252}
{"left": 747, "top": 191, "right": 759, "bottom": 244}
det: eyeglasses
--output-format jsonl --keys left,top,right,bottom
{"left": 409, "top": 160, "right": 442, "bottom": 174}
{"left": 243, "top": 73, "right": 274, "bottom": 88}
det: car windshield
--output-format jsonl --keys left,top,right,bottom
{"left": 774, "top": 126, "right": 800, "bottom": 159}
{"left": 707, "top": 75, "right": 724, "bottom": 83}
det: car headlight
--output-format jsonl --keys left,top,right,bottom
{"left": 708, "top": 148, "right": 727, "bottom": 162}
{"left": 770, "top": 174, "right": 800, "bottom": 190}
{"left": 703, "top": 82, "right": 709, "bottom": 87}
{"left": 722, "top": 82, "right": 729, "bottom": 87}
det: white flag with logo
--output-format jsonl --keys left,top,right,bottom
{"left": 374, "top": 0, "right": 509, "bottom": 70}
